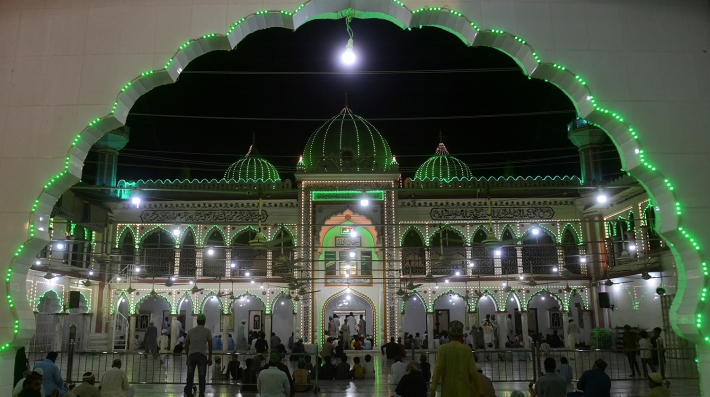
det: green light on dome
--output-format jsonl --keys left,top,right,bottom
{"left": 414, "top": 141, "right": 472, "bottom": 182}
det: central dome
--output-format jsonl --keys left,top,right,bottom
{"left": 414, "top": 141, "right": 472, "bottom": 181}
{"left": 302, "top": 107, "right": 393, "bottom": 172}
{"left": 224, "top": 142, "right": 280, "bottom": 182}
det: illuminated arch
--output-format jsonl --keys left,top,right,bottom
{"left": 271, "top": 290, "right": 297, "bottom": 313}
{"left": 504, "top": 291, "right": 523, "bottom": 310}
{"left": 321, "top": 289, "right": 377, "bottom": 346}
{"left": 177, "top": 225, "right": 199, "bottom": 248}
{"left": 131, "top": 292, "right": 173, "bottom": 315}
{"left": 230, "top": 292, "right": 267, "bottom": 313}
{"left": 567, "top": 288, "right": 588, "bottom": 311}
{"left": 525, "top": 288, "right": 566, "bottom": 311}
{"left": 138, "top": 225, "right": 174, "bottom": 245}
{"left": 7, "top": 1, "right": 703, "bottom": 353}
{"left": 498, "top": 224, "right": 518, "bottom": 241}
{"left": 200, "top": 290, "right": 230, "bottom": 314}
{"left": 318, "top": 209, "right": 378, "bottom": 248}
{"left": 201, "top": 226, "right": 228, "bottom": 247}
{"left": 35, "top": 289, "right": 62, "bottom": 313}
{"left": 115, "top": 225, "right": 137, "bottom": 249}
{"left": 271, "top": 226, "right": 297, "bottom": 246}
{"left": 399, "top": 291, "right": 426, "bottom": 313}
{"left": 521, "top": 225, "right": 557, "bottom": 243}
{"left": 469, "top": 225, "right": 492, "bottom": 245}
{"left": 560, "top": 223, "right": 582, "bottom": 244}
{"left": 112, "top": 291, "right": 130, "bottom": 315}
{"left": 231, "top": 226, "right": 260, "bottom": 245}
{"left": 428, "top": 225, "right": 466, "bottom": 246}
{"left": 400, "top": 225, "right": 426, "bottom": 247}
{"left": 175, "top": 292, "right": 193, "bottom": 315}
{"left": 471, "top": 291, "right": 500, "bottom": 312}
{"left": 431, "top": 288, "right": 473, "bottom": 312}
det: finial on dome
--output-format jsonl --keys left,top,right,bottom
{"left": 245, "top": 131, "right": 256, "bottom": 157}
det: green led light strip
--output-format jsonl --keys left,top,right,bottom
{"left": 6, "top": 2, "right": 705, "bottom": 363}
{"left": 311, "top": 190, "right": 385, "bottom": 202}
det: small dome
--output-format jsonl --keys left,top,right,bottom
{"left": 224, "top": 143, "right": 280, "bottom": 182}
{"left": 302, "top": 107, "right": 393, "bottom": 172}
{"left": 414, "top": 141, "right": 472, "bottom": 181}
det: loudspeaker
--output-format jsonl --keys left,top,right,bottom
{"left": 69, "top": 291, "right": 81, "bottom": 309}
{"left": 598, "top": 292, "right": 611, "bottom": 308}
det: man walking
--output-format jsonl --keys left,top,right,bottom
{"left": 236, "top": 319, "right": 248, "bottom": 350}
{"left": 566, "top": 318, "right": 580, "bottom": 351}
{"left": 506, "top": 314, "right": 515, "bottom": 341}
{"left": 532, "top": 358, "right": 567, "bottom": 397}
{"left": 145, "top": 320, "right": 159, "bottom": 360}
{"left": 430, "top": 320, "right": 483, "bottom": 397}
{"left": 184, "top": 313, "right": 213, "bottom": 397}
{"left": 328, "top": 316, "right": 337, "bottom": 337}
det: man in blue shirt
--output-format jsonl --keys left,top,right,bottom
{"left": 567, "top": 358, "right": 611, "bottom": 397}
{"left": 227, "top": 334, "right": 235, "bottom": 351}
{"left": 555, "top": 356, "right": 573, "bottom": 383}
{"left": 212, "top": 334, "right": 223, "bottom": 350}
{"left": 33, "top": 351, "right": 68, "bottom": 397}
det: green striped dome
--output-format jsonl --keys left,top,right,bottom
{"left": 302, "top": 107, "right": 393, "bottom": 172}
{"left": 224, "top": 145, "right": 280, "bottom": 182}
{"left": 414, "top": 142, "right": 472, "bottom": 181}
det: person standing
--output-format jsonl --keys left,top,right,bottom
{"left": 212, "top": 335, "right": 223, "bottom": 351}
{"left": 419, "top": 354, "right": 431, "bottom": 382}
{"left": 257, "top": 352, "right": 290, "bottom": 397}
{"left": 255, "top": 332, "right": 269, "bottom": 354}
{"left": 482, "top": 315, "right": 496, "bottom": 350}
{"left": 99, "top": 359, "right": 130, "bottom": 397}
{"left": 395, "top": 361, "right": 427, "bottom": 397}
{"left": 567, "top": 358, "right": 611, "bottom": 397}
{"left": 382, "top": 337, "right": 400, "bottom": 359}
{"left": 328, "top": 316, "right": 337, "bottom": 337}
{"left": 184, "top": 313, "right": 213, "bottom": 397}
{"left": 430, "top": 320, "right": 483, "bottom": 397}
{"left": 33, "top": 352, "right": 68, "bottom": 397}
{"left": 340, "top": 319, "right": 351, "bottom": 350}
{"left": 475, "top": 364, "right": 496, "bottom": 397}
{"left": 235, "top": 320, "right": 248, "bottom": 350}
{"left": 650, "top": 327, "right": 666, "bottom": 378}
{"left": 638, "top": 330, "right": 655, "bottom": 377}
{"left": 622, "top": 325, "right": 641, "bottom": 377}
{"left": 271, "top": 332, "right": 282, "bottom": 349}
{"left": 144, "top": 320, "right": 159, "bottom": 360}
{"left": 566, "top": 318, "right": 580, "bottom": 351}
{"left": 162, "top": 317, "right": 170, "bottom": 332}
{"left": 358, "top": 315, "right": 366, "bottom": 338}
{"left": 158, "top": 329, "right": 170, "bottom": 364}
{"left": 532, "top": 358, "right": 567, "bottom": 397}
{"left": 71, "top": 372, "right": 100, "bottom": 397}
{"left": 647, "top": 372, "right": 669, "bottom": 397}
{"left": 506, "top": 314, "right": 515, "bottom": 341}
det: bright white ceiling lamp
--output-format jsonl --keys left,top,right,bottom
{"left": 629, "top": 244, "right": 636, "bottom": 251}
{"left": 131, "top": 195, "right": 141, "bottom": 208}
{"left": 468, "top": 261, "right": 474, "bottom": 268}
{"left": 245, "top": 271, "right": 250, "bottom": 277}
{"left": 207, "top": 248, "right": 214, "bottom": 256}
{"left": 134, "top": 266, "right": 141, "bottom": 273}
{"left": 532, "top": 227, "right": 540, "bottom": 235}
{"left": 596, "top": 188, "right": 607, "bottom": 204}
{"left": 55, "top": 242, "right": 65, "bottom": 251}
{"left": 173, "top": 229, "right": 180, "bottom": 237}
{"left": 580, "top": 256, "right": 587, "bottom": 263}
{"left": 341, "top": 9, "right": 356, "bottom": 65}
{"left": 552, "top": 267, "right": 558, "bottom": 272}
{"left": 349, "top": 251, "right": 356, "bottom": 258}
{"left": 230, "top": 262, "right": 236, "bottom": 268}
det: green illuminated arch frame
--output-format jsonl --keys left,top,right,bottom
{"left": 230, "top": 292, "right": 267, "bottom": 314}
{"left": 115, "top": 225, "right": 137, "bottom": 249}
{"left": 399, "top": 290, "right": 426, "bottom": 313}
{"left": 176, "top": 225, "right": 199, "bottom": 248}
{"left": 6, "top": 1, "right": 706, "bottom": 357}
{"left": 567, "top": 288, "right": 588, "bottom": 311}
{"left": 201, "top": 226, "right": 228, "bottom": 247}
{"left": 431, "top": 288, "right": 472, "bottom": 312}
{"left": 520, "top": 225, "right": 557, "bottom": 243}
{"left": 137, "top": 225, "right": 175, "bottom": 246}
{"left": 131, "top": 292, "right": 173, "bottom": 315}
{"left": 525, "top": 288, "right": 566, "bottom": 311}
{"left": 271, "top": 290, "right": 297, "bottom": 314}
{"left": 472, "top": 290, "right": 499, "bottom": 312}
{"left": 504, "top": 290, "right": 523, "bottom": 310}
{"left": 469, "top": 225, "right": 492, "bottom": 245}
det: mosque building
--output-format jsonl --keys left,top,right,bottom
{"left": 26, "top": 105, "right": 680, "bottom": 355}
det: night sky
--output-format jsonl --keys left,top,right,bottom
{"left": 84, "top": 18, "right": 622, "bottom": 184}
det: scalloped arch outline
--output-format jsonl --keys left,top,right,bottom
{"left": 428, "top": 225, "right": 467, "bottom": 246}
{"left": 112, "top": 291, "right": 131, "bottom": 315}
{"left": 137, "top": 225, "right": 175, "bottom": 245}
{"left": 271, "top": 226, "right": 297, "bottom": 246}
{"left": 131, "top": 292, "right": 173, "bottom": 315}
{"left": 431, "top": 288, "right": 473, "bottom": 312}
{"left": 469, "top": 225, "right": 492, "bottom": 245}
{"left": 115, "top": 225, "right": 137, "bottom": 249}
{"left": 567, "top": 288, "right": 588, "bottom": 311}
{"left": 175, "top": 292, "right": 193, "bottom": 315}
{"left": 498, "top": 224, "right": 518, "bottom": 241}
{"left": 321, "top": 288, "right": 377, "bottom": 345}
{"left": 520, "top": 224, "right": 557, "bottom": 243}
{"left": 177, "top": 225, "right": 199, "bottom": 248}
{"left": 472, "top": 290, "right": 499, "bottom": 312}
{"left": 6, "top": 0, "right": 705, "bottom": 356}
{"left": 199, "top": 290, "right": 230, "bottom": 313}
{"left": 400, "top": 290, "right": 426, "bottom": 313}
{"left": 504, "top": 290, "right": 523, "bottom": 310}
{"left": 229, "top": 292, "right": 267, "bottom": 314}
{"left": 271, "top": 290, "right": 297, "bottom": 313}
{"left": 400, "top": 225, "right": 426, "bottom": 247}
{"left": 201, "top": 226, "right": 228, "bottom": 247}
{"left": 526, "top": 288, "right": 566, "bottom": 311}
{"left": 560, "top": 223, "right": 582, "bottom": 245}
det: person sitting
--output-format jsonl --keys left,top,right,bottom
{"left": 390, "top": 356, "right": 408, "bottom": 385}
{"left": 257, "top": 353, "right": 290, "bottom": 397}
{"left": 173, "top": 341, "right": 184, "bottom": 354}
{"left": 211, "top": 356, "right": 224, "bottom": 383}
{"left": 336, "top": 355, "right": 351, "bottom": 380}
{"left": 227, "top": 355, "right": 242, "bottom": 381}
{"left": 241, "top": 359, "right": 257, "bottom": 392}
{"left": 293, "top": 359, "right": 311, "bottom": 392}
{"left": 353, "top": 338, "right": 362, "bottom": 350}
{"left": 363, "top": 337, "right": 372, "bottom": 350}
{"left": 321, "top": 338, "right": 335, "bottom": 359}
{"left": 647, "top": 373, "right": 669, "bottom": 397}
{"left": 33, "top": 352, "right": 68, "bottom": 397}
{"left": 475, "top": 364, "right": 496, "bottom": 397}
{"left": 14, "top": 372, "right": 57, "bottom": 397}
{"left": 548, "top": 331, "right": 562, "bottom": 348}
{"left": 13, "top": 369, "right": 45, "bottom": 397}
{"left": 311, "top": 357, "right": 323, "bottom": 380}
{"left": 334, "top": 341, "right": 344, "bottom": 359}
{"left": 540, "top": 340, "right": 551, "bottom": 353}
{"left": 320, "top": 357, "right": 336, "bottom": 380}
{"left": 304, "top": 355, "right": 314, "bottom": 372}
{"left": 351, "top": 357, "right": 364, "bottom": 379}
{"left": 567, "top": 358, "right": 611, "bottom": 397}
{"left": 532, "top": 357, "right": 567, "bottom": 397}
{"left": 290, "top": 338, "right": 305, "bottom": 361}
{"left": 363, "top": 355, "right": 374, "bottom": 379}
{"left": 394, "top": 361, "right": 426, "bottom": 397}
{"left": 99, "top": 359, "right": 130, "bottom": 397}
{"left": 556, "top": 357, "right": 574, "bottom": 383}
{"left": 419, "top": 354, "right": 431, "bottom": 382}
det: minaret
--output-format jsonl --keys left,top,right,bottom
{"left": 93, "top": 126, "right": 129, "bottom": 187}
{"left": 567, "top": 118, "right": 605, "bottom": 185}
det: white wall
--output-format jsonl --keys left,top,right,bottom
{"left": 232, "top": 297, "right": 265, "bottom": 333}
{"left": 1, "top": 0, "right": 709, "bottom": 392}
{"left": 528, "top": 294, "right": 564, "bottom": 338}
{"left": 202, "top": 298, "right": 222, "bottom": 335}
{"left": 271, "top": 297, "right": 294, "bottom": 344}
{"left": 607, "top": 274, "right": 664, "bottom": 332}
{"left": 434, "top": 294, "right": 466, "bottom": 332}
{"left": 135, "top": 296, "right": 170, "bottom": 340}
{"left": 402, "top": 296, "right": 427, "bottom": 336}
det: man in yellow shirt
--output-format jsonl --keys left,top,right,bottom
{"left": 430, "top": 320, "right": 483, "bottom": 397}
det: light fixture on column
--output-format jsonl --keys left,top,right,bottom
{"left": 173, "top": 228, "right": 180, "bottom": 237}
{"left": 341, "top": 9, "right": 356, "bottom": 65}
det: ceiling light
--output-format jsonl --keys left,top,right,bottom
{"left": 342, "top": 38, "right": 355, "bottom": 64}
{"left": 455, "top": 271, "right": 460, "bottom": 276}
{"left": 134, "top": 266, "right": 140, "bottom": 273}
{"left": 131, "top": 196, "right": 141, "bottom": 208}
{"left": 281, "top": 301, "right": 284, "bottom": 305}
{"left": 346, "top": 295, "right": 351, "bottom": 300}
{"left": 596, "top": 188, "right": 607, "bottom": 204}
{"left": 117, "top": 277, "right": 122, "bottom": 281}
{"left": 89, "top": 270, "right": 94, "bottom": 276}
{"left": 55, "top": 243, "right": 65, "bottom": 251}
{"left": 173, "top": 229, "right": 180, "bottom": 236}
{"left": 444, "top": 279, "right": 449, "bottom": 283}
{"left": 230, "top": 262, "right": 236, "bottom": 268}
{"left": 207, "top": 248, "right": 214, "bottom": 256}
{"left": 468, "top": 262, "right": 474, "bottom": 268}
{"left": 532, "top": 227, "right": 540, "bottom": 235}
{"left": 245, "top": 271, "right": 250, "bottom": 276}
{"left": 349, "top": 252, "right": 356, "bottom": 258}
{"left": 629, "top": 244, "right": 636, "bottom": 251}
{"left": 552, "top": 267, "right": 558, "bottom": 272}
{"left": 35, "top": 260, "right": 41, "bottom": 265}
{"left": 580, "top": 257, "right": 587, "bottom": 263}
{"left": 494, "top": 250, "right": 501, "bottom": 257}
{"left": 250, "top": 279, "right": 255, "bottom": 284}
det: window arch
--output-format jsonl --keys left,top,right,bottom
{"left": 470, "top": 227, "right": 493, "bottom": 276}
{"left": 429, "top": 227, "right": 466, "bottom": 276}
{"left": 140, "top": 229, "right": 175, "bottom": 277}
{"left": 644, "top": 205, "right": 661, "bottom": 251}
{"left": 561, "top": 227, "right": 581, "bottom": 275}
{"left": 203, "top": 229, "right": 226, "bottom": 278}
{"left": 180, "top": 228, "right": 197, "bottom": 277}
{"left": 271, "top": 226, "right": 294, "bottom": 277}
{"left": 118, "top": 230, "right": 135, "bottom": 278}
{"left": 401, "top": 228, "right": 426, "bottom": 276}
{"left": 521, "top": 230, "right": 557, "bottom": 275}
{"left": 500, "top": 228, "right": 518, "bottom": 275}
{"left": 231, "top": 229, "right": 266, "bottom": 277}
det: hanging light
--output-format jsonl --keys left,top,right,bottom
{"left": 230, "top": 262, "right": 236, "bottom": 268}
{"left": 173, "top": 229, "right": 180, "bottom": 237}
{"left": 532, "top": 227, "right": 540, "bottom": 235}
{"left": 341, "top": 9, "right": 356, "bottom": 65}
{"left": 131, "top": 195, "right": 141, "bottom": 208}
{"left": 596, "top": 188, "right": 607, "bottom": 204}
{"left": 207, "top": 248, "right": 214, "bottom": 256}
{"left": 134, "top": 266, "right": 141, "bottom": 273}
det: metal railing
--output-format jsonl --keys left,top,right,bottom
{"left": 26, "top": 346, "right": 697, "bottom": 386}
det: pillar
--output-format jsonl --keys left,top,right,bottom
{"left": 567, "top": 119, "right": 606, "bottom": 186}
{"left": 129, "top": 315, "right": 137, "bottom": 351}
{"left": 221, "top": 314, "right": 231, "bottom": 351}
{"left": 107, "top": 314, "right": 117, "bottom": 352}
{"left": 397, "top": 305, "right": 404, "bottom": 339}
{"left": 515, "top": 246, "right": 523, "bottom": 275}
{"left": 54, "top": 315, "right": 66, "bottom": 352}
{"left": 426, "top": 312, "right": 435, "bottom": 349}
{"left": 562, "top": 311, "right": 570, "bottom": 349}
{"left": 582, "top": 310, "right": 593, "bottom": 346}
{"left": 697, "top": 343, "right": 710, "bottom": 394}
{"left": 170, "top": 314, "right": 180, "bottom": 351}
{"left": 294, "top": 302, "right": 301, "bottom": 342}
{"left": 467, "top": 312, "right": 476, "bottom": 333}
{"left": 264, "top": 314, "right": 273, "bottom": 344}
{"left": 520, "top": 310, "right": 529, "bottom": 343}
{"left": 93, "top": 126, "right": 129, "bottom": 188}
{"left": 496, "top": 311, "right": 508, "bottom": 348}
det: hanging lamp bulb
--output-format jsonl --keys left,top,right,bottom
{"left": 342, "top": 38, "right": 355, "bottom": 64}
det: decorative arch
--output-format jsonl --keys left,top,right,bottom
{"left": 520, "top": 224, "right": 557, "bottom": 243}
{"left": 231, "top": 226, "right": 260, "bottom": 245}
{"left": 230, "top": 292, "right": 267, "bottom": 313}
{"left": 567, "top": 288, "right": 588, "bottom": 311}
{"left": 561, "top": 223, "right": 582, "bottom": 244}
{"left": 318, "top": 209, "right": 378, "bottom": 248}
{"left": 504, "top": 291, "right": 523, "bottom": 310}
{"left": 271, "top": 290, "right": 297, "bottom": 313}
{"left": 200, "top": 290, "right": 229, "bottom": 314}
{"left": 112, "top": 291, "right": 130, "bottom": 315}
{"left": 271, "top": 226, "right": 297, "bottom": 246}
{"left": 137, "top": 225, "right": 174, "bottom": 245}
{"left": 399, "top": 290, "right": 426, "bottom": 313}
{"left": 7, "top": 1, "right": 704, "bottom": 354}
{"left": 177, "top": 225, "right": 198, "bottom": 248}
{"left": 175, "top": 292, "right": 193, "bottom": 315}
{"left": 321, "top": 288, "right": 377, "bottom": 345}
{"left": 428, "top": 225, "right": 466, "bottom": 246}
{"left": 115, "top": 225, "right": 137, "bottom": 248}
{"left": 498, "top": 224, "right": 518, "bottom": 241}
{"left": 469, "top": 225, "right": 492, "bottom": 245}
{"left": 472, "top": 291, "right": 500, "bottom": 312}
{"left": 400, "top": 225, "right": 426, "bottom": 247}
{"left": 431, "top": 288, "right": 473, "bottom": 312}
{"left": 35, "top": 289, "right": 62, "bottom": 313}
{"left": 525, "top": 288, "right": 566, "bottom": 311}
{"left": 201, "top": 226, "right": 227, "bottom": 247}
{"left": 131, "top": 292, "right": 173, "bottom": 315}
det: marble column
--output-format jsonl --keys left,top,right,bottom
{"left": 397, "top": 304, "right": 404, "bottom": 340}
{"left": 221, "top": 313, "right": 231, "bottom": 351}
{"left": 582, "top": 310, "right": 593, "bottom": 346}
{"left": 520, "top": 310, "right": 529, "bottom": 344}
{"left": 562, "top": 311, "right": 570, "bottom": 350}
{"left": 107, "top": 314, "right": 116, "bottom": 352}
{"left": 496, "top": 311, "right": 508, "bottom": 348}
{"left": 129, "top": 314, "right": 137, "bottom": 351}
{"left": 264, "top": 314, "right": 273, "bottom": 345}
{"left": 467, "top": 311, "right": 476, "bottom": 333}
{"left": 426, "top": 311, "right": 435, "bottom": 349}
{"left": 170, "top": 314, "right": 180, "bottom": 351}
{"left": 294, "top": 302, "right": 301, "bottom": 342}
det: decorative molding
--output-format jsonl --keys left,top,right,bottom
{"left": 140, "top": 209, "right": 268, "bottom": 223}
{"left": 430, "top": 207, "right": 555, "bottom": 220}
{"left": 325, "top": 275, "right": 373, "bottom": 286}
{"left": 401, "top": 200, "right": 574, "bottom": 208}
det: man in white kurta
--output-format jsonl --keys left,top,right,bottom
{"left": 340, "top": 319, "right": 351, "bottom": 350}
{"left": 506, "top": 314, "right": 515, "bottom": 341}
{"left": 100, "top": 359, "right": 130, "bottom": 397}
{"left": 358, "top": 315, "right": 366, "bottom": 338}
{"left": 236, "top": 319, "right": 248, "bottom": 350}
{"left": 566, "top": 318, "right": 580, "bottom": 351}
{"left": 482, "top": 315, "right": 496, "bottom": 349}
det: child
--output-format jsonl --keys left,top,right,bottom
{"left": 419, "top": 353, "right": 431, "bottom": 382}
{"left": 540, "top": 340, "right": 551, "bottom": 353}
{"left": 555, "top": 356, "right": 573, "bottom": 383}
{"left": 212, "top": 356, "right": 224, "bottom": 382}
{"left": 227, "top": 355, "right": 241, "bottom": 381}
{"left": 335, "top": 355, "right": 351, "bottom": 380}
{"left": 362, "top": 354, "right": 374, "bottom": 379}
{"left": 351, "top": 356, "right": 364, "bottom": 379}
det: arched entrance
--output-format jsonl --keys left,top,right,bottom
{"left": 402, "top": 294, "right": 427, "bottom": 337}
{"left": 232, "top": 294, "right": 266, "bottom": 339}
{"left": 432, "top": 290, "right": 467, "bottom": 335}
{"left": 527, "top": 290, "right": 565, "bottom": 346}
{"left": 272, "top": 296, "right": 295, "bottom": 344}
{"left": 323, "top": 290, "right": 375, "bottom": 345}
{"left": 177, "top": 295, "right": 193, "bottom": 334}
{"left": 201, "top": 294, "right": 223, "bottom": 335}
